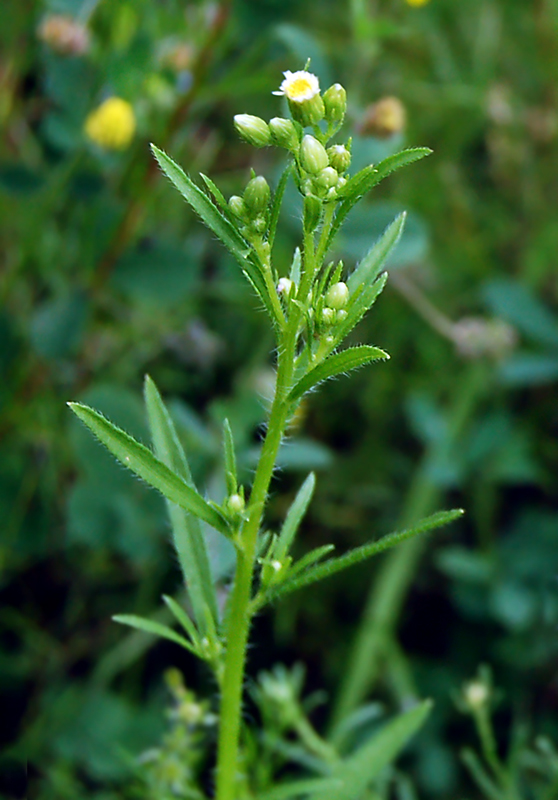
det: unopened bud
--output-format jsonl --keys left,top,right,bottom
{"left": 327, "top": 144, "right": 351, "bottom": 173}
{"left": 269, "top": 117, "right": 298, "bottom": 150}
{"left": 464, "top": 681, "right": 489, "bottom": 710}
{"left": 227, "top": 493, "right": 245, "bottom": 515}
{"left": 228, "top": 195, "right": 246, "bottom": 218}
{"left": 234, "top": 114, "right": 271, "bottom": 147}
{"left": 326, "top": 281, "right": 349, "bottom": 310}
{"left": 243, "top": 176, "right": 270, "bottom": 216}
{"left": 288, "top": 94, "right": 325, "bottom": 128}
{"left": 321, "top": 307, "right": 335, "bottom": 326}
{"left": 277, "top": 277, "right": 294, "bottom": 296}
{"left": 315, "top": 166, "right": 339, "bottom": 190}
{"left": 300, "top": 135, "right": 329, "bottom": 174}
{"left": 360, "top": 97, "right": 406, "bottom": 138}
{"left": 323, "top": 83, "right": 347, "bottom": 123}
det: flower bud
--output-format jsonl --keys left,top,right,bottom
{"left": 234, "top": 114, "right": 271, "bottom": 147}
{"left": 326, "top": 281, "right": 349, "bottom": 310}
{"left": 321, "top": 307, "right": 335, "bottom": 326}
{"left": 323, "top": 83, "right": 347, "bottom": 123}
{"left": 228, "top": 195, "right": 246, "bottom": 218}
{"left": 300, "top": 135, "right": 329, "bottom": 174}
{"left": 277, "top": 277, "right": 294, "bottom": 296}
{"left": 327, "top": 144, "right": 351, "bottom": 173}
{"left": 226, "top": 493, "right": 245, "bottom": 515}
{"left": 243, "top": 176, "right": 270, "bottom": 216}
{"left": 269, "top": 117, "right": 298, "bottom": 150}
{"left": 315, "top": 166, "right": 339, "bottom": 190}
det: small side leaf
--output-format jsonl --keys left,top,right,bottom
{"left": 327, "top": 148, "right": 431, "bottom": 251}
{"left": 266, "top": 509, "right": 464, "bottom": 604}
{"left": 162, "top": 595, "right": 200, "bottom": 648}
{"left": 152, "top": 145, "right": 250, "bottom": 263}
{"left": 347, "top": 213, "right": 406, "bottom": 293}
{"left": 222, "top": 418, "right": 237, "bottom": 496}
{"left": 68, "top": 402, "right": 230, "bottom": 535}
{"left": 268, "top": 162, "right": 292, "bottom": 249}
{"left": 275, "top": 472, "right": 316, "bottom": 560}
{"left": 289, "top": 346, "right": 389, "bottom": 402}
{"left": 152, "top": 145, "right": 284, "bottom": 329}
{"left": 314, "top": 701, "right": 432, "bottom": 800}
{"left": 144, "top": 375, "right": 219, "bottom": 631}
{"left": 112, "top": 614, "right": 197, "bottom": 655}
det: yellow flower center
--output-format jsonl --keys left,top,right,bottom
{"left": 287, "top": 77, "right": 314, "bottom": 101}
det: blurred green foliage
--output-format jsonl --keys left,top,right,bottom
{"left": 1, "top": 0, "right": 557, "bottom": 797}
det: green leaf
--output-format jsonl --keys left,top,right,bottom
{"left": 275, "top": 473, "right": 316, "bottom": 560}
{"left": 372, "top": 147, "right": 433, "bottom": 188}
{"left": 269, "top": 162, "right": 292, "bottom": 250}
{"left": 327, "top": 148, "right": 431, "bottom": 251}
{"left": 314, "top": 701, "right": 432, "bottom": 800}
{"left": 68, "top": 402, "right": 230, "bottom": 535}
{"left": 288, "top": 544, "right": 335, "bottom": 577}
{"left": 336, "top": 270, "right": 389, "bottom": 344}
{"left": 152, "top": 145, "right": 284, "bottom": 328}
{"left": 259, "top": 778, "right": 344, "bottom": 800}
{"left": 289, "top": 346, "right": 389, "bottom": 402}
{"left": 112, "top": 614, "right": 197, "bottom": 654}
{"left": 348, "top": 213, "right": 406, "bottom": 293}
{"left": 162, "top": 595, "right": 200, "bottom": 648}
{"left": 152, "top": 145, "right": 250, "bottom": 262}
{"left": 222, "top": 418, "right": 237, "bottom": 496}
{"left": 199, "top": 172, "right": 236, "bottom": 223}
{"left": 266, "top": 509, "right": 464, "bottom": 603}
{"left": 144, "top": 376, "right": 219, "bottom": 629}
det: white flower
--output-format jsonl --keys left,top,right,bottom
{"left": 273, "top": 70, "right": 320, "bottom": 103}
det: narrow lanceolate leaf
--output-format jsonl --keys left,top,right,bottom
{"left": 336, "top": 270, "right": 389, "bottom": 345}
{"left": 312, "top": 701, "right": 432, "bottom": 800}
{"left": 268, "top": 162, "right": 292, "bottom": 249}
{"left": 112, "top": 614, "right": 198, "bottom": 655}
{"left": 265, "top": 509, "right": 464, "bottom": 604}
{"left": 327, "top": 147, "right": 431, "bottom": 251}
{"left": 199, "top": 172, "right": 236, "bottom": 223}
{"left": 259, "top": 778, "right": 344, "bottom": 800}
{"left": 152, "top": 145, "right": 250, "bottom": 263}
{"left": 152, "top": 145, "right": 284, "bottom": 329}
{"left": 68, "top": 402, "right": 229, "bottom": 535}
{"left": 162, "top": 595, "right": 200, "bottom": 648}
{"left": 288, "top": 346, "right": 389, "bottom": 402}
{"left": 348, "top": 213, "right": 406, "bottom": 293}
{"left": 144, "top": 376, "right": 219, "bottom": 630}
{"left": 222, "top": 418, "right": 237, "bottom": 496}
{"left": 275, "top": 472, "right": 316, "bottom": 560}
{"left": 372, "top": 146, "right": 433, "bottom": 187}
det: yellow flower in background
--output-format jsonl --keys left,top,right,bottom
{"left": 84, "top": 97, "right": 136, "bottom": 150}
{"left": 405, "top": 0, "right": 431, "bottom": 6}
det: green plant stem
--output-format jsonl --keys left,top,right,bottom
{"left": 215, "top": 390, "right": 290, "bottom": 800}
{"left": 331, "top": 360, "right": 491, "bottom": 726}
{"left": 216, "top": 220, "right": 317, "bottom": 799}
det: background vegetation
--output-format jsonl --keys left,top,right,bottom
{"left": 1, "top": 0, "right": 557, "bottom": 797}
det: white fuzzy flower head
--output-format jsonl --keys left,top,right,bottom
{"left": 273, "top": 70, "right": 320, "bottom": 103}
{"left": 464, "top": 681, "right": 489, "bottom": 709}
